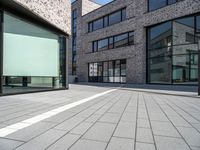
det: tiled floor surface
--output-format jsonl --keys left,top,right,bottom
{"left": 0, "top": 84, "right": 199, "bottom": 150}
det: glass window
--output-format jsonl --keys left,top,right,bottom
{"left": 109, "top": 37, "right": 114, "bottom": 49}
{"left": 128, "top": 31, "right": 134, "bottom": 45}
{"left": 168, "top": 0, "right": 177, "bottom": 5}
{"left": 173, "top": 17, "right": 195, "bottom": 45}
{"left": 104, "top": 16, "right": 108, "bottom": 27}
{"left": 93, "top": 41, "right": 98, "bottom": 52}
{"left": 149, "top": 0, "right": 167, "bottom": 11}
{"left": 93, "top": 18, "right": 103, "bottom": 31}
{"left": 173, "top": 53, "right": 198, "bottom": 83}
{"left": 148, "top": 22, "right": 172, "bottom": 49}
{"left": 88, "top": 22, "right": 93, "bottom": 32}
{"left": 109, "top": 11, "right": 122, "bottom": 26}
{"left": 72, "top": 9, "right": 77, "bottom": 19}
{"left": 98, "top": 38, "right": 108, "bottom": 51}
{"left": 148, "top": 56, "right": 172, "bottom": 83}
{"left": 172, "top": 44, "right": 198, "bottom": 55}
{"left": 114, "top": 33, "right": 128, "bottom": 48}
{"left": 122, "top": 8, "right": 126, "bottom": 21}
{"left": 196, "top": 16, "right": 200, "bottom": 33}
{"left": 3, "top": 12, "right": 66, "bottom": 94}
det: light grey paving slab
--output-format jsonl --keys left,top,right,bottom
{"left": 54, "top": 117, "right": 85, "bottom": 131}
{"left": 43, "top": 111, "right": 76, "bottom": 123}
{"left": 7, "top": 122, "right": 56, "bottom": 141}
{"left": 85, "top": 114, "right": 102, "bottom": 123}
{"left": 135, "top": 142, "right": 156, "bottom": 150}
{"left": 192, "top": 124, "right": 200, "bottom": 132}
{"left": 114, "top": 122, "right": 135, "bottom": 139}
{"left": 151, "top": 121, "right": 181, "bottom": 138}
{"left": 83, "top": 122, "right": 116, "bottom": 142}
{"left": 70, "top": 122, "right": 93, "bottom": 135}
{"left": 69, "top": 139, "right": 107, "bottom": 150}
{"left": 0, "top": 138, "right": 24, "bottom": 150}
{"left": 121, "top": 112, "right": 136, "bottom": 122}
{"left": 149, "top": 113, "right": 169, "bottom": 122}
{"left": 191, "top": 146, "right": 200, "bottom": 150}
{"left": 2, "top": 115, "right": 33, "bottom": 125}
{"left": 106, "top": 137, "right": 134, "bottom": 150}
{"left": 168, "top": 116, "right": 192, "bottom": 127}
{"left": 136, "top": 128, "right": 154, "bottom": 143}
{"left": 47, "top": 134, "right": 81, "bottom": 150}
{"left": 99, "top": 113, "right": 121, "bottom": 124}
{"left": 177, "top": 127, "right": 200, "bottom": 147}
{"left": 15, "top": 129, "right": 66, "bottom": 150}
{"left": 155, "top": 136, "right": 191, "bottom": 150}
{"left": 137, "top": 119, "right": 150, "bottom": 128}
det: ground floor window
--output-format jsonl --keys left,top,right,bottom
{"left": 0, "top": 11, "right": 67, "bottom": 95}
{"left": 147, "top": 14, "right": 199, "bottom": 85}
{"left": 88, "top": 59, "right": 126, "bottom": 83}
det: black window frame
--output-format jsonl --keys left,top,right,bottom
{"left": 88, "top": 8, "right": 126, "bottom": 33}
{"left": 92, "top": 31, "right": 134, "bottom": 53}
{"left": 148, "top": 0, "right": 183, "bottom": 12}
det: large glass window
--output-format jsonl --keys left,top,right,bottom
{"left": 196, "top": 16, "right": 200, "bottom": 33}
{"left": 98, "top": 38, "right": 108, "bottom": 51}
{"left": 88, "top": 8, "right": 126, "bottom": 32}
{"left": 2, "top": 12, "right": 66, "bottom": 94}
{"left": 148, "top": 0, "right": 178, "bottom": 11}
{"left": 147, "top": 15, "right": 199, "bottom": 85}
{"left": 92, "top": 31, "right": 134, "bottom": 52}
{"left": 89, "top": 59, "right": 126, "bottom": 83}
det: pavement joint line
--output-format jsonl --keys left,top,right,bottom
{"left": 0, "top": 89, "right": 117, "bottom": 137}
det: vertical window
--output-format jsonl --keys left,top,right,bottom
{"left": 196, "top": 16, "right": 200, "bottom": 33}
{"left": 109, "top": 37, "right": 114, "bottom": 49}
{"left": 122, "top": 8, "right": 126, "bottom": 21}
{"left": 93, "top": 41, "right": 98, "bottom": 52}
{"left": 88, "top": 22, "right": 93, "bottom": 32}
{"left": 103, "top": 16, "right": 108, "bottom": 27}
{"left": 128, "top": 31, "right": 134, "bottom": 45}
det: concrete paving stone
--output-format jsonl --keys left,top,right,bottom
{"left": 155, "top": 136, "right": 191, "bottom": 150}
{"left": 75, "top": 109, "right": 97, "bottom": 118}
{"left": 43, "top": 111, "right": 76, "bottom": 123}
{"left": 149, "top": 113, "right": 169, "bottom": 122}
{"left": 99, "top": 113, "right": 121, "bottom": 124}
{"left": 136, "top": 128, "right": 154, "bottom": 143}
{"left": 177, "top": 127, "right": 200, "bottom": 147}
{"left": 121, "top": 112, "right": 136, "bottom": 122}
{"left": 191, "top": 146, "right": 200, "bottom": 150}
{"left": 168, "top": 116, "right": 192, "bottom": 127}
{"left": 151, "top": 121, "right": 181, "bottom": 138}
{"left": 106, "top": 137, "right": 134, "bottom": 150}
{"left": 83, "top": 122, "right": 116, "bottom": 142}
{"left": 138, "top": 111, "right": 148, "bottom": 119}
{"left": 15, "top": 129, "right": 66, "bottom": 150}
{"left": 7, "top": 122, "right": 56, "bottom": 141}
{"left": 85, "top": 114, "right": 102, "bottom": 123}
{"left": 114, "top": 122, "right": 135, "bottom": 139}
{"left": 192, "top": 124, "right": 200, "bottom": 132}
{"left": 137, "top": 119, "right": 150, "bottom": 128}
{"left": 70, "top": 122, "right": 93, "bottom": 135}
{"left": 54, "top": 117, "right": 85, "bottom": 131}
{"left": 47, "top": 134, "right": 81, "bottom": 150}
{"left": 135, "top": 142, "right": 156, "bottom": 150}
{"left": 0, "top": 138, "right": 24, "bottom": 150}
{"left": 124, "top": 106, "right": 137, "bottom": 113}
{"left": 2, "top": 115, "right": 33, "bottom": 125}
{"left": 69, "top": 139, "right": 107, "bottom": 150}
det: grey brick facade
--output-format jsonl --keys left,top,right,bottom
{"left": 70, "top": 0, "right": 200, "bottom": 84}
{"left": 14, "top": 0, "right": 71, "bottom": 34}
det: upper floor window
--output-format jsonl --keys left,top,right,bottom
{"left": 148, "top": 0, "right": 178, "bottom": 11}
{"left": 88, "top": 8, "right": 126, "bottom": 32}
{"left": 196, "top": 16, "right": 200, "bottom": 33}
{"left": 92, "top": 31, "right": 134, "bottom": 52}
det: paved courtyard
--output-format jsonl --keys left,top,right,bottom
{"left": 0, "top": 84, "right": 199, "bottom": 150}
